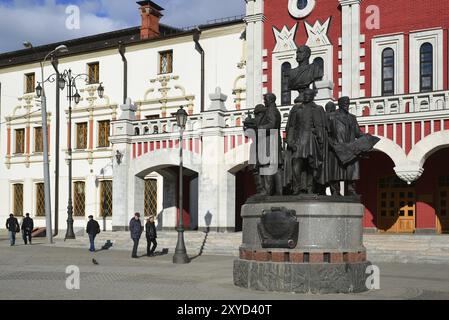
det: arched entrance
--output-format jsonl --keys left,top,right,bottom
{"left": 416, "top": 148, "right": 449, "bottom": 234}
{"left": 357, "top": 151, "right": 417, "bottom": 233}
{"left": 135, "top": 166, "right": 199, "bottom": 231}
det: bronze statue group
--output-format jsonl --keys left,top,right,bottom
{"left": 244, "top": 45, "right": 379, "bottom": 197}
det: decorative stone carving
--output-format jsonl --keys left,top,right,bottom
{"left": 394, "top": 165, "right": 424, "bottom": 184}
{"left": 305, "top": 18, "right": 332, "bottom": 47}
{"left": 273, "top": 24, "right": 298, "bottom": 53}
{"left": 136, "top": 75, "right": 195, "bottom": 117}
{"left": 257, "top": 207, "right": 298, "bottom": 249}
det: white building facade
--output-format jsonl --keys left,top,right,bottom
{"left": 0, "top": 1, "right": 248, "bottom": 233}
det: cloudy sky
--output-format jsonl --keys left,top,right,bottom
{"left": 0, "top": 0, "right": 245, "bottom": 53}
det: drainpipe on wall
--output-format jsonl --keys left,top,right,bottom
{"left": 193, "top": 28, "right": 205, "bottom": 113}
{"left": 51, "top": 57, "right": 60, "bottom": 237}
{"left": 118, "top": 42, "right": 128, "bottom": 104}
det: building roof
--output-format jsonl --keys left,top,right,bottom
{"left": 0, "top": 18, "right": 243, "bottom": 69}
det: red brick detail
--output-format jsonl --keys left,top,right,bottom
{"left": 139, "top": 2, "right": 162, "bottom": 40}
{"left": 361, "top": 251, "right": 367, "bottom": 262}
{"left": 290, "top": 252, "right": 303, "bottom": 263}
{"left": 254, "top": 251, "right": 271, "bottom": 262}
{"left": 331, "top": 252, "right": 344, "bottom": 263}
{"left": 344, "top": 252, "right": 360, "bottom": 263}
{"left": 271, "top": 252, "right": 287, "bottom": 262}
{"left": 310, "top": 253, "right": 324, "bottom": 263}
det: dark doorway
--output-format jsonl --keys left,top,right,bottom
{"left": 235, "top": 166, "right": 257, "bottom": 231}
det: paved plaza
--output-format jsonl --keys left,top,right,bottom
{"left": 1, "top": 233, "right": 449, "bottom": 300}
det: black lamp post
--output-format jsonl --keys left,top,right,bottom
{"left": 58, "top": 69, "right": 104, "bottom": 240}
{"left": 173, "top": 106, "right": 190, "bottom": 264}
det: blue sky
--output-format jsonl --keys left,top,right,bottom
{"left": 0, "top": 0, "right": 245, "bottom": 53}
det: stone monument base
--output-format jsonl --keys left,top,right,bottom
{"left": 234, "top": 256, "right": 371, "bottom": 294}
{"left": 233, "top": 196, "right": 371, "bottom": 294}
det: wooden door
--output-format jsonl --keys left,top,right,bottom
{"left": 437, "top": 187, "right": 449, "bottom": 234}
{"left": 378, "top": 176, "right": 416, "bottom": 233}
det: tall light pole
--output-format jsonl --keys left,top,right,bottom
{"left": 58, "top": 70, "right": 104, "bottom": 239}
{"left": 173, "top": 106, "right": 190, "bottom": 264}
{"left": 34, "top": 44, "right": 68, "bottom": 243}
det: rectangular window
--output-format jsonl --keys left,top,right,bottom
{"left": 144, "top": 179, "right": 158, "bottom": 217}
{"left": 98, "top": 120, "right": 110, "bottom": 148}
{"left": 100, "top": 180, "right": 113, "bottom": 217}
{"left": 159, "top": 50, "right": 173, "bottom": 74}
{"left": 13, "top": 184, "right": 24, "bottom": 216}
{"left": 73, "top": 181, "right": 86, "bottom": 217}
{"left": 76, "top": 122, "right": 88, "bottom": 150}
{"left": 25, "top": 73, "right": 35, "bottom": 94}
{"left": 34, "top": 127, "right": 43, "bottom": 153}
{"left": 87, "top": 62, "right": 100, "bottom": 84}
{"left": 15, "top": 129, "right": 25, "bottom": 154}
{"left": 35, "top": 183, "right": 45, "bottom": 217}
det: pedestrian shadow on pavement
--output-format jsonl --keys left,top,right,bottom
{"left": 190, "top": 211, "right": 213, "bottom": 261}
{"left": 138, "top": 249, "right": 169, "bottom": 258}
{"left": 93, "top": 240, "right": 113, "bottom": 252}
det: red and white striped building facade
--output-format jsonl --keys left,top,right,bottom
{"left": 244, "top": 0, "right": 449, "bottom": 234}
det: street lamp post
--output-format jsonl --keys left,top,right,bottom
{"left": 173, "top": 106, "right": 190, "bottom": 264}
{"left": 35, "top": 44, "right": 68, "bottom": 244}
{"left": 58, "top": 69, "right": 104, "bottom": 240}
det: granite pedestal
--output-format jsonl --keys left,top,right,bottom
{"left": 233, "top": 195, "right": 371, "bottom": 294}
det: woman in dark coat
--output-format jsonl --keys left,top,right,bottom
{"left": 145, "top": 216, "right": 157, "bottom": 256}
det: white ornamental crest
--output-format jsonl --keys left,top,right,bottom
{"left": 273, "top": 24, "right": 298, "bottom": 52}
{"left": 305, "top": 18, "right": 331, "bottom": 47}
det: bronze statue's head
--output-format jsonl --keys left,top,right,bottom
{"left": 296, "top": 45, "right": 311, "bottom": 64}
{"left": 303, "top": 88, "right": 315, "bottom": 103}
{"left": 338, "top": 96, "right": 350, "bottom": 112}
{"left": 325, "top": 101, "right": 336, "bottom": 113}
{"left": 264, "top": 93, "right": 277, "bottom": 106}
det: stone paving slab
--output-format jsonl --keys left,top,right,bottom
{"left": 2, "top": 230, "right": 449, "bottom": 264}
{"left": 1, "top": 244, "right": 449, "bottom": 300}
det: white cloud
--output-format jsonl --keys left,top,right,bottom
{"left": 0, "top": 0, "right": 245, "bottom": 53}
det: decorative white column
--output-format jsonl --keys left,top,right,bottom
{"left": 244, "top": 0, "right": 265, "bottom": 108}
{"left": 110, "top": 98, "right": 136, "bottom": 230}
{"left": 198, "top": 88, "right": 234, "bottom": 232}
{"left": 339, "top": 0, "right": 362, "bottom": 98}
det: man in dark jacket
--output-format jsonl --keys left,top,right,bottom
{"left": 129, "top": 212, "right": 143, "bottom": 258}
{"left": 86, "top": 215, "right": 101, "bottom": 252}
{"left": 145, "top": 216, "right": 158, "bottom": 256}
{"left": 21, "top": 213, "right": 34, "bottom": 245}
{"left": 6, "top": 214, "right": 20, "bottom": 246}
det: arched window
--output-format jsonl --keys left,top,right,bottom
{"left": 313, "top": 57, "right": 324, "bottom": 80}
{"left": 381, "top": 48, "right": 394, "bottom": 96}
{"left": 420, "top": 43, "right": 433, "bottom": 92}
{"left": 281, "top": 62, "right": 291, "bottom": 106}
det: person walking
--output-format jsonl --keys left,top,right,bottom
{"left": 6, "top": 214, "right": 20, "bottom": 246}
{"left": 129, "top": 212, "right": 143, "bottom": 258}
{"left": 21, "top": 213, "right": 34, "bottom": 245}
{"left": 86, "top": 215, "right": 101, "bottom": 252}
{"left": 145, "top": 216, "right": 158, "bottom": 256}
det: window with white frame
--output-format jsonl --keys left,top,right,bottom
{"left": 409, "top": 29, "right": 443, "bottom": 93}
{"left": 420, "top": 43, "right": 433, "bottom": 92}
{"left": 281, "top": 62, "right": 292, "bottom": 106}
{"left": 371, "top": 34, "right": 404, "bottom": 97}
{"left": 381, "top": 48, "right": 395, "bottom": 96}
